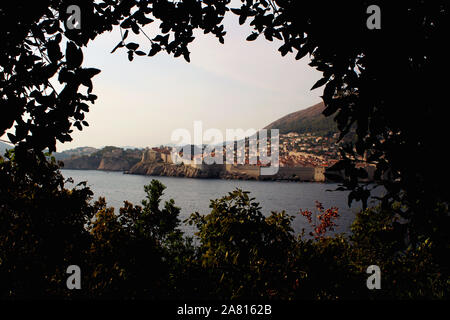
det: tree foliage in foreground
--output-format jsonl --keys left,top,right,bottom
{"left": 0, "top": 150, "right": 93, "bottom": 298}
{"left": 229, "top": 0, "right": 450, "bottom": 249}
{"left": 1, "top": 155, "right": 447, "bottom": 299}
{"left": 1, "top": 0, "right": 229, "bottom": 152}
{"left": 1, "top": 0, "right": 449, "bottom": 299}
{"left": 1, "top": 0, "right": 448, "bottom": 250}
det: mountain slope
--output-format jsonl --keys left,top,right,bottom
{"left": 264, "top": 101, "right": 337, "bottom": 136}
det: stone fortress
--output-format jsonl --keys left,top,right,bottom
{"left": 141, "top": 147, "right": 173, "bottom": 164}
{"left": 131, "top": 147, "right": 327, "bottom": 182}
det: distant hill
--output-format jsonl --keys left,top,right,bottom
{"left": 264, "top": 101, "right": 337, "bottom": 136}
{"left": 60, "top": 146, "right": 142, "bottom": 171}
{"left": 53, "top": 146, "right": 99, "bottom": 160}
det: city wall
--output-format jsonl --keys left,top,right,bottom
{"left": 225, "top": 164, "right": 260, "bottom": 178}
{"left": 140, "top": 148, "right": 327, "bottom": 182}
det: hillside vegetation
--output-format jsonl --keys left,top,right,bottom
{"left": 265, "top": 102, "right": 337, "bottom": 136}
{"left": 60, "top": 146, "right": 142, "bottom": 171}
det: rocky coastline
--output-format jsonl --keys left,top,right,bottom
{"left": 61, "top": 147, "right": 371, "bottom": 183}
{"left": 125, "top": 161, "right": 326, "bottom": 182}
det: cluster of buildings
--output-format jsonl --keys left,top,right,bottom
{"left": 279, "top": 132, "right": 340, "bottom": 167}
{"left": 141, "top": 146, "right": 173, "bottom": 163}
{"left": 140, "top": 140, "right": 325, "bottom": 181}
{"left": 138, "top": 131, "right": 375, "bottom": 182}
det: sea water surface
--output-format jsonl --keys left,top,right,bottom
{"left": 62, "top": 169, "right": 382, "bottom": 236}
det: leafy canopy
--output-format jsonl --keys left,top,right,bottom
{"left": 2, "top": 0, "right": 448, "bottom": 254}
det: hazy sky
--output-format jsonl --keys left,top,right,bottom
{"left": 51, "top": 4, "right": 324, "bottom": 150}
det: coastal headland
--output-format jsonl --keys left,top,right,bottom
{"left": 127, "top": 147, "right": 326, "bottom": 182}
{"left": 60, "top": 146, "right": 375, "bottom": 183}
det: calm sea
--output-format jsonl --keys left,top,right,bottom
{"left": 62, "top": 169, "right": 382, "bottom": 236}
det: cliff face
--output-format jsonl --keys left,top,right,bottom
{"left": 128, "top": 159, "right": 325, "bottom": 182}
{"left": 129, "top": 162, "right": 209, "bottom": 178}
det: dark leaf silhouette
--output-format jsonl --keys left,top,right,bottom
{"left": 246, "top": 32, "right": 258, "bottom": 41}
{"left": 126, "top": 42, "right": 139, "bottom": 50}
{"left": 66, "top": 41, "right": 83, "bottom": 69}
